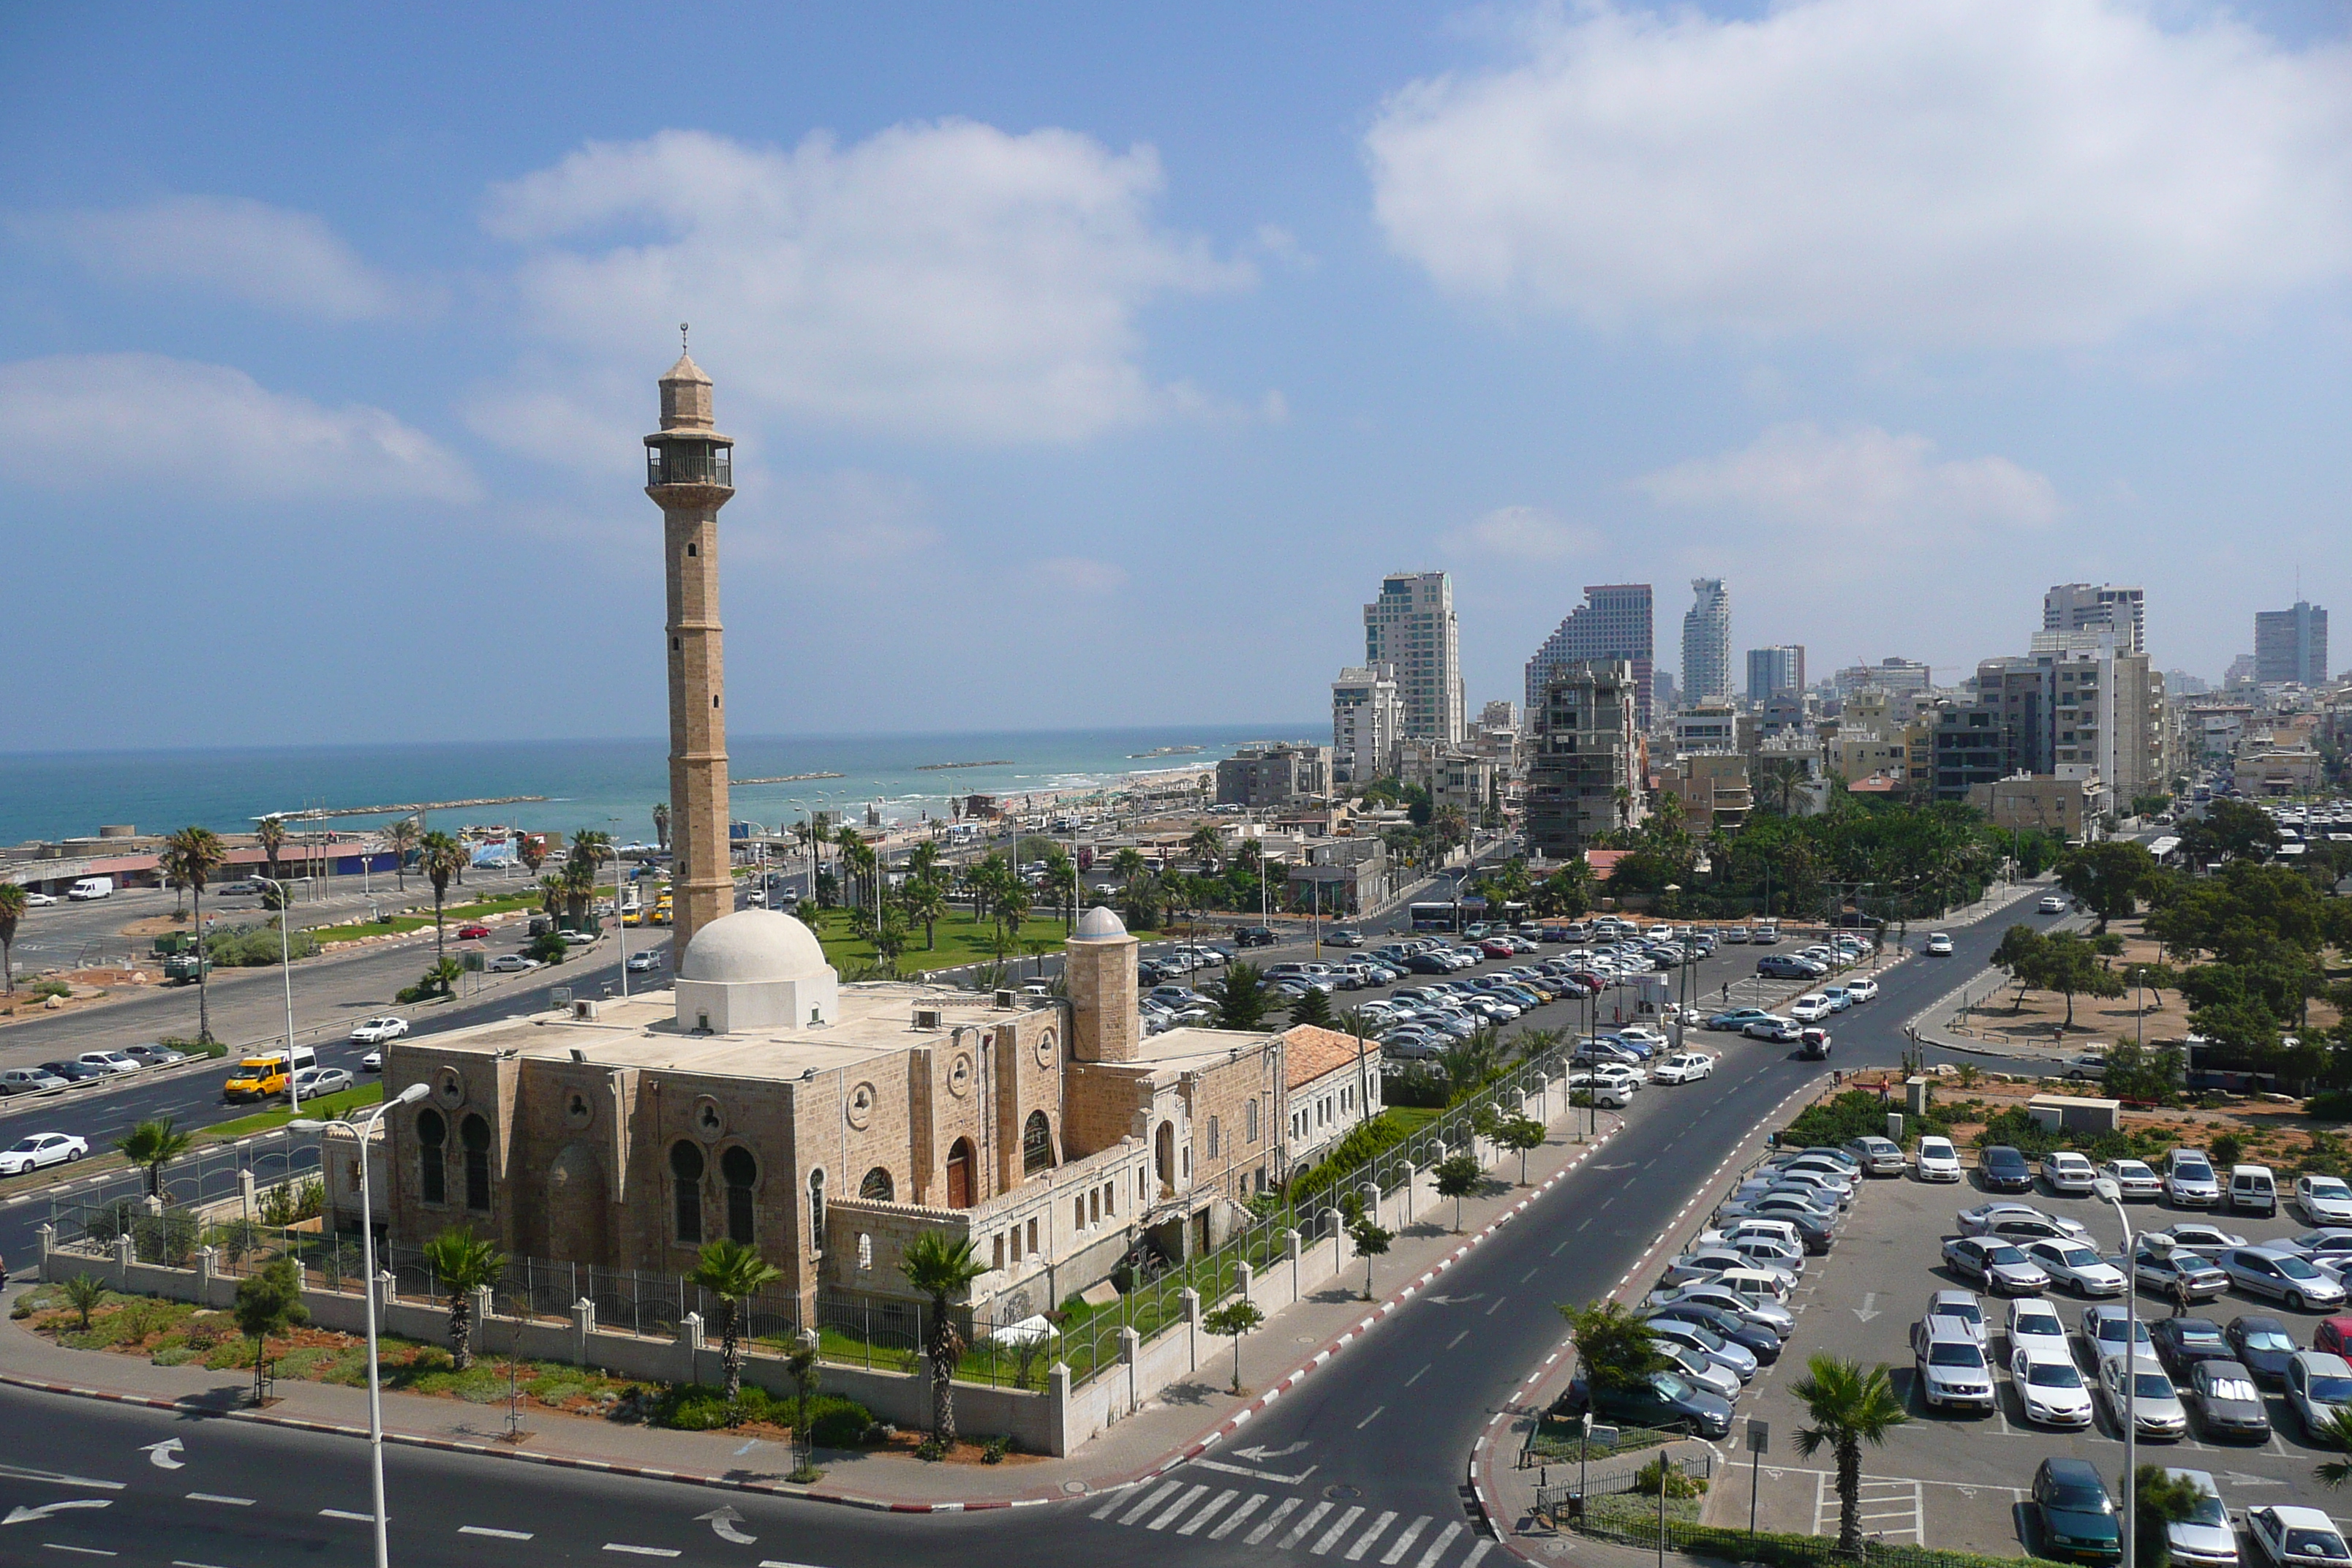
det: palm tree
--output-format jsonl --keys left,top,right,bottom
{"left": 1112, "top": 847, "right": 1147, "bottom": 898}
{"left": 2312, "top": 1407, "right": 2352, "bottom": 1488}
{"left": 0, "top": 881, "right": 25, "bottom": 994}
{"left": 652, "top": 802, "right": 671, "bottom": 854}
{"left": 116, "top": 1117, "right": 195, "bottom": 1199}
{"left": 1792, "top": 1354, "right": 1910, "bottom": 1553}
{"left": 687, "top": 1237, "right": 784, "bottom": 1405}
{"left": 1185, "top": 823, "right": 1224, "bottom": 872}
{"left": 517, "top": 832, "right": 546, "bottom": 876}
{"left": 382, "top": 816, "right": 421, "bottom": 892}
{"left": 255, "top": 815, "right": 287, "bottom": 885}
{"left": 1040, "top": 845, "right": 1075, "bottom": 930}
{"left": 900, "top": 874, "right": 948, "bottom": 950}
{"left": 900, "top": 1231, "right": 987, "bottom": 1450}
{"left": 164, "top": 826, "right": 227, "bottom": 1044}
{"left": 418, "top": 832, "right": 467, "bottom": 962}
{"left": 419, "top": 1224, "right": 506, "bottom": 1371}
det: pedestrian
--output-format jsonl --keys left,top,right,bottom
{"left": 2172, "top": 1274, "right": 2190, "bottom": 1319}
{"left": 0, "top": 1249, "right": 8, "bottom": 1292}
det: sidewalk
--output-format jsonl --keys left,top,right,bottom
{"left": 5, "top": 1100, "right": 1629, "bottom": 1512}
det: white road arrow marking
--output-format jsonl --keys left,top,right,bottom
{"left": 1425, "top": 1294, "right": 1485, "bottom": 1306}
{"left": 0, "top": 1466, "right": 124, "bottom": 1492}
{"left": 1232, "top": 1442, "right": 1308, "bottom": 1462}
{"left": 1194, "top": 1458, "right": 1320, "bottom": 1485}
{"left": 141, "top": 1440, "right": 185, "bottom": 1471}
{"left": 4, "top": 1499, "right": 113, "bottom": 1525}
{"left": 2220, "top": 1473, "right": 2287, "bottom": 1487}
{"left": 1852, "top": 1292, "right": 1881, "bottom": 1323}
{"left": 698, "top": 1506, "right": 758, "bottom": 1545}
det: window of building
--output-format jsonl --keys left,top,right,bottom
{"left": 1022, "top": 1110, "right": 1054, "bottom": 1175}
{"left": 859, "top": 1166, "right": 894, "bottom": 1203}
{"left": 460, "top": 1114, "right": 492, "bottom": 1212}
{"left": 671, "top": 1142, "right": 705, "bottom": 1243}
{"left": 416, "top": 1109, "right": 445, "bottom": 1205}
{"left": 1027, "top": 1217, "right": 1039, "bottom": 1255}
{"left": 715, "top": 1146, "right": 764, "bottom": 1248}
{"left": 856, "top": 1233, "right": 872, "bottom": 1272}
{"left": 1245, "top": 1099, "right": 1259, "bottom": 1144}
{"left": 1207, "top": 1115, "right": 1219, "bottom": 1159}
{"left": 1009, "top": 1225, "right": 1022, "bottom": 1263}
{"left": 1074, "top": 1197, "right": 1085, "bottom": 1230}
{"left": 1089, "top": 1188, "right": 1101, "bottom": 1225}
{"left": 992, "top": 1234, "right": 1005, "bottom": 1270}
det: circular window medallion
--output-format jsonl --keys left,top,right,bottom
{"left": 1034, "top": 1028, "right": 1058, "bottom": 1069}
{"left": 947, "top": 1052, "right": 974, "bottom": 1098}
{"left": 693, "top": 1095, "right": 725, "bottom": 1142}
{"left": 434, "top": 1068, "right": 464, "bottom": 1108}
{"left": 845, "top": 1080, "right": 878, "bottom": 1131}
{"left": 564, "top": 1088, "right": 594, "bottom": 1130}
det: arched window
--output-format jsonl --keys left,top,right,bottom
{"left": 416, "top": 1109, "right": 446, "bottom": 1206}
{"left": 1022, "top": 1110, "right": 1054, "bottom": 1175}
{"left": 671, "top": 1141, "right": 705, "bottom": 1243}
{"left": 946, "top": 1138, "right": 975, "bottom": 1208}
{"left": 800, "top": 1164, "right": 822, "bottom": 1254}
{"left": 856, "top": 1232, "right": 873, "bottom": 1271}
{"left": 723, "top": 1145, "right": 759, "bottom": 1245}
{"left": 459, "top": 1114, "right": 491, "bottom": 1212}
{"left": 1154, "top": 1121, "right": 1175, "bottom": 1195}
{"left": 859, "top": 1166, "right": 894, "bottom": 1203}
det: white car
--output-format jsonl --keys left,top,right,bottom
{"left": 22, "top": 891, "right": 57, "bottom": 906}
{"left": 361, "top": 1050, "right": 383, "bottom": 1073}
{"left": 1787, "top": 995, "right": 1832, "bottom": 1023}
{"left": 1616, "top": 1025, "right": 1669, "bottom": 1051}
{"left": 2299, "top": 1175, "right": 2352, "bottom": 1226}
{"left": 487, "top": 954, "right": 542, "bottom": 973}
{"left": 559, "top": 929, "right": 598, "bottom": 946}
{"left": 2042, "top": 1151, "right": 2097, "bottom": 1195}
{"left": 0, "top": 1132, "right": 88, "bottom": 1175}
{"left": 74, "top": 1050, "right": 141, "bottom": 1076}
{"left": 2163, "top": 1471, "right": 2239, "bottom": 1568}
{"left": 2010, "top": 1342, "right": 2095, "bottom": 1428}
{"left": 2098, "top": 1158, "right": 2163, "bottom": 1201}
{"left": 1652, "top": 1052, "right": 1716, "bottom": 1085}
{"left": 1844, "top": 978, "right": 1880, "bottom": 1003}
{"left": 2040, "top": 894, "right": 2069, "bottom": 913}
{"left": 1914, "top": 1137, "right": 1964, "bottom": 1183}
{"left": 2007, "top": 1297, "right": 2070, "bottom": 1357}
{"left": 1924, "top": 933, "right": 1953, "bottom": 956}
{"left": 2247, "top": 1506, "right": 2350, "bottom": 1568}
{"left": 350, "top": 1016, "right": 409, "bottom": 1044}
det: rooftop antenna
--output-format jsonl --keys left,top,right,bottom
{"left": 679, "top": 321, "right": 690, "bottom": 354}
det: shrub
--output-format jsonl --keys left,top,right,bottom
{"left": 805, "top": 1395, "right": 877, "bottom": 1448}
{"left": 981, "top": 1434, "right": 1011, "bottom": 1463}
{"left": 1632, "top": 1455, "right": 1708, "bottom": 1499}
{"left": 29, "top": 980, "right": 72, "bottom": 1000}
{"left": 1782, "top": 1089, "right": 1950, "bottom": 1150}
{"left": 2310, "top": 1091, "right": 2352, "bottom": 1122}
{"left": 2209, "top": 1133, "right": 2244, "bottom": 1167}
{"left": 151, "top": 1345, "right": 202, "bottom": 1367}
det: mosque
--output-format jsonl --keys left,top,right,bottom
{"left": 379, "top": 350, "right": 1377, "bottom": 1325}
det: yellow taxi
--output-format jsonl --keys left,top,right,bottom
{"left": 222, "top": 1057, "right": 291, "bottom": 1101}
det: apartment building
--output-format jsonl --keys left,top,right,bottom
{"left": 1330, "top": 663, "right": 1401, "bottom": 785}
{"left": 1526, "top": 583, "right": 1654, "bottom": 729}
{"left": 1681, "top": 578, "right": 1733, "bottom": 706}
{"left": 1745, "top": 645, "right": 1806, "bottom": 704}
{"left": 1365, "top": 572, "right": 1465, "bottom": 743}
{"left": 2255, "top": 600, "right": 2329, "bottom": 687}
{"left": 2044, "top": 583, "right": 2146, "bottom": 655}
{"left": 1526, "top": 660, "right": 1643, "bottom": 858}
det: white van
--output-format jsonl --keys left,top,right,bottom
{"left": 1711, "top": 1267, "right": 1796, "bottom": 1305}
{"left": 2229, "top": 1164, "right": 2278, "bottom": 1217}
{"left": 67, "top": 876, "right": 115, "bottom": 900}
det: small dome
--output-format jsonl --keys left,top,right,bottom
{"left": 660, "top": 351, "right": 711, "bottom": 387}
{"left": 679, "top": 909, "right": 832, "bottom": 984}
{"left": 1073, "top": 905, "right": 1128, "bottom": 941}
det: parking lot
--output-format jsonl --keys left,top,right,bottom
{"left": 1693, "top": 1155, "right": 2352, "bottom": 1556}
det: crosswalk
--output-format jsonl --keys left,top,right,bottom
{"left": 1088, "top": 1477, "right": 1492, "bottom": 1568}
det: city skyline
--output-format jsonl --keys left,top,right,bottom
{"left": 4, "top": 1, "right": 2349, "bottom": 750}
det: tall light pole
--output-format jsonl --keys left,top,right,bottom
{"left": 608, "top": 817, "right": 629, "bottom": 999}
{"left": 292, "top": 1080, "right": 428, "bottom": 1568}
{"left": 259, "top": 879, "right": 301, "bottom": 1112}
{"left": 2095, "top": 1175, "right": 2138, "bottom": 1568}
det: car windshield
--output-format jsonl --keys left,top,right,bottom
{"left": 2051, "top": 1247, "right": 2102, "bottom": 1268}
{"left": 2284, "top": 1530, "right": 2350, "bottom": 1561}
{"left": 2100, "top": 1319, "right": 2153, "bottom": 1343}
{"left": 1941, "top": 1302, "right": 1982, "bottom": 1324}
{"left": 2244, "top": 1327, "right": 2295, "bottom": 1352}
{"left": 2177, "top": 1159, "right": 2214, "bottom": 1180}
{"left": 2132, "top": 1372, "right": 2176, "bottom": 1400}
{"left": 2206, "top": 1375, "right": 2259, "bottom": 1401}
{"left": 1921, "top": 1142, "right": 1954, "bottom": 1158}
{"left": 2017, "top": 1313, "right": 2062, "bottom": 1336}
{"left": 1986, "top": 1245, "right": 2029, "bottom": 1266}
{"left": 2117, "top": 1163, "right": 2155, "bottom": 1180}
{"left": 2311, "top": 1375, "right": 2352, "bottom": 1403}
{"left": 2027, "top": 1362, "right": 2082, "bottom": 1388}
{"left": 1928, "top": 1344, "right": 1984, "bottom": 1368}
{"left": 2278, "top": 1257, "right": 2323, "bottom": 1280}
{"left": 2185, "top": 1496, "right": 2228, "bottom": 1528}
{"left": 2314, "top": 1182, "right": 2352, "bottom": 1199}
{"left": 2050, "top": 1482, "right": 2112, "bottom": 1513}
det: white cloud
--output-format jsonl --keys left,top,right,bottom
{"left": 737, "top": 470, "right": 944, "bottom": 565}
{"left": 1367, "top": 0, "right": 2352, "bottom": 347}
{"left": 1632, "top": 423, "right": 2060, "bottom": 541}
{"left": 481, "top": 123, "right": 1251, "bottom": 446}
{"left": 1029, "top": 556, "right": 1128, "bottom": 595}
{"left": 0, "top": 353, "right": 476, "bottom": 504}
{"left": 1444, "top": 503, "right": 1597, "bottom": 560}
{"left": 14, "top": 196, "right": 414, "bottom": 322}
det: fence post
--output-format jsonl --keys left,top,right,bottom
{"left": 1181, "top": 1287, "right": 1201, "bottom": 1371}
{"left": 378, "top": 1269, "right": 398, "bottom": 1312}
{"left": 1119, "top": 1326, "right": 1141, "bottom": 1417}
{"left": 570, "top": 1297, "right": 595, "bottom": 1367}
{"left": 112, "top": 1235, "right": 133, "bottom": 1288}
{"left": 1401, "top": 1162, "right": 1415, "bottom": 1223}
{"left": 195, "top": 1245, "right": 217, "bottom": 1300}
{"left": 1284, "top": 1229, "right": 1303, "bottom": 1303}
{"left": 678, "top": 1311, "right": 706, "bottom": 1386}
{"left": 1236, "top": 1260, "right": 1254, "bottom": 1308}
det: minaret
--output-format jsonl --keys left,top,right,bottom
{"left": 645, "top": 333, "right": 735, "bottom": 963}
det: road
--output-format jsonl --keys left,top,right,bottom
{"left": 0, "top": 889, "right": 2076, "bottom": 1567}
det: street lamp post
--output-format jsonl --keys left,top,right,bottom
{"left": 608, "top": 817, "right": 628, "bottom": 1000}
{"left": 2095, "top": 1175, "right": 2138, "bottom": 1568}
{"left": 260, "top": 879, "right": 301, "bottom": 1113}
{"left": 291, "top": 1080, "right": 428, "bottom": 1568}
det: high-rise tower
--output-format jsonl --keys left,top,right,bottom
{"left": 1681, "top": 578, "right": 1732, "bottom": 706}
{"left": 644, "top": 342, "right": 735, "bottom": 962}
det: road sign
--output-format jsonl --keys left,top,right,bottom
{"left": 550, "top": 987, "right": 571, "bottom": 1008}
{"left": 1747, "top": 1420, "right": 1769, "bottom": 1454}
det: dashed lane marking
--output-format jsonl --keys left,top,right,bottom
{"left": 603, "top": 1548, "right": 682, "bottom": 1559}
{"left": 319, "top": 1508, "right": 374, "bottom": 1522}
{"left": 460, "top": 1526, "right": 534, "bottom": 1540}
{"left": 184, "top": 1493, "right": 252, "bottom": 1507}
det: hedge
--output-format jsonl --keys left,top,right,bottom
{"left": 652, "top": 1383, "right": 875, "bottom": 1441}
{"left": 1779, "top": 1090, "right": 1950, "bottom": 1151}
{"left": 1572, "top": 1515, "right": 2073, "bottom": 1568}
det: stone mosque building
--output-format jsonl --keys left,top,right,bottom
{"left": 380, "top": 350, "right": 1378, "bottom": 1325}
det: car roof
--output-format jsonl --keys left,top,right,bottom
{"left": 2265, "top": 1507, "right": 2342, "bottom": 1530}
{"left": 1919, "top": 1313, "right": 1978, "bottom": 1341}
{"left": 1929, "top": 1288, "right": 1980, "bottom": 1308}
{"left": 2041, "top": 1456, "right": 2103, "bottom": 1483}
{"left": 2293, "top": 1350, "right": 2352, "bottom": 1373}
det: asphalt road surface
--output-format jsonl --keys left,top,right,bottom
{"left": 0, "top": 893, "right": 2073, "bottom": 1567}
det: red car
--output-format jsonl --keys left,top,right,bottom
{"left": 1480, "top": 938, "right": 1515, "bottom": 959}
{"left": 456, "top": 923, "right": 491, "bottom": 941}
{"left": 2315, "top": 1317, "right": 2352, "bottom": 1357}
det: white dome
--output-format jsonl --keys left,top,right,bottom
{"left": 679, "top": 909, "right": 832, "bottom": 984}
{"left": 1074, "top": 905, "right": 1128, "bottom": 941}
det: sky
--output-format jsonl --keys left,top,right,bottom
{"left": 4, "top": 0, "right": 2350, "bottom": 750}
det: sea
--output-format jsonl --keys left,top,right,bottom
{"left": 0, "top": 726, "right": 1319, "bottom": 847}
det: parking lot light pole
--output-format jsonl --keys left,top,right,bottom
{"left": 291, "top": 1079, "right": 427, "bottom": 1568}
{"left": 259, "top": 879, "right": 301, "bottom": 1112}
{"left": 2095, "top": 1174, "right": 2137, "bottom": 1568}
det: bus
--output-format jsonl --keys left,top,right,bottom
{"left": 1409, "top": 902, "right": 1458, "bottom": 932}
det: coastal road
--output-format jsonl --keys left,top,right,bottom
{"left": 0, "top": 897, "right": 2070, "bottom": 1567}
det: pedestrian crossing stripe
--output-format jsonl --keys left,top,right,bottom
{"left": 1089, "top": 1485, "right": 1490, "bottom": 1567}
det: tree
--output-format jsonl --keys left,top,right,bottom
{"left": 2100, "top": 1041, "right": 2184, "bottom": 1107}
{"left": 1496, "top": 1115, "right": 1547, "bottom": 1186}
{"left": 652, "top": 801, "right": 671, "bottom": 853}
{"left": 1186, "top": 823, "right": 1224, "bottom": 872}
{"left": 0, "top": 881, "right": 24, "bottom": 995}
{"left": 1211, "top": 962, "right": 1274, "bottom": 1032}
{"left": 116, "top": 1117, "right": 194, "bottom": 1199}
{"left": 518, "top": 834, "right": 546, "bottom": 875}
{"left": 1202, "top": 1297, "right": 1265, "bottom": 1393}
{"left": 2311, "top": 1406, "right": 2352, "bottom": 1490}
{"left": 2127, "top": 1463, "right": 2205, "bottom": 1568}
{"left": 1039, "top": 845, "right": 1076, "bottom": 930}
{"left": 2036, "top": 932, "right": 2128, "bottom": 1029}
{"left": 163, "top": 826, "right": 227, "bottom": 1044}
{"left": 1558, "top": 1299, "right": 1669, "bottom": 1392}
{"left": 1289, "top": 985, "right": 1334, "bottom": 1029}
{"left": 1112, "top": 847, "right": 1147, "bottom": 894}
{"left": 1791, "top": 1354, "right": 1909, "bottom": 1553}
{"left": 688, "top": 1237, "right": 784, "bottom": 1407}
{"left": 1348, "top": 1215, "right": 1392, "bottom": 1300}
{"left": 786, "top": 1343, "right": 822, "bottom": 1480}
{"left": 900, "top": 874, "right": 948, "bottom": 950}
{"left": 418, "top": 831, "right": 468, "bottom": 964}
{"left": 232, "top": 1257, "right": 307, "bottom": 1405}
{"left": 899, "top": 1231, "right": 986, "bottom": 1451}
{"left": 2057, "top": 841, "right": 2160, "bottom": 932}
{"left": 419, "top": 1224, "right": 506, "bottom": 1372}
{"left": 382, "top": 816, "right": 421, "bottom": 892}
{"left": 257, "top": 815, "right": 291, "bottom": 889}
{"left": 1433, "top": 1153, "right": 1482, "bottom": 1232}
{"left": 61, "top": 1273, "right": 106, "bottom": 1330}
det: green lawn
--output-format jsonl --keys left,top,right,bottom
{"left": 201, "top": 1083, "right": 384, "bottom": 1141}
{"left": 802, "top": 905, "right": 1161, "bottom": 976}
{"left": 309, "top": 891, "right": 542, "bottom": 946}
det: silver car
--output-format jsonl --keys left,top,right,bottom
{"left": 2133, "top": 1243, "right": 2231, "bottom": 1303}
{"left": 1844, "top": 1135, "right": 1907, "bottom": 1175}
{"left": 2099, "top": 1352, "right": 2188, "bottom": 1439}
{"left": 2025, "top": 1239, "right": 2128, "bottom": 1297}
{"left": 1659, "top": 1341, "right": 1742, "bottom": 1401}
{"left": 1941, "top": 1236, "right": 2051, "bottom": 1296}
{"left": 2286, "top": 1351, "right": 2352, "bottom": 1439}
{"left": 1956, "top": 1203, "right": 2091, "bottom": 1243}
{"left": 2162, "top": 1471, "right": 2240, "bottom": 1568}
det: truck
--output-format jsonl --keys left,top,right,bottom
{"left": 162, "top": 950, "right": 212, "bottom": 983}
{"left": 67, "top": 877, "right": 114, "bottom": 901}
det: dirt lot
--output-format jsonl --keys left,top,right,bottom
{"left": 1959, "top": 916, "right": 2344, "bottom": 1048}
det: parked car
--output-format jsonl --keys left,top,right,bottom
{"left": 1844, "top": 977, "right": 1880, "bottom": 1003}
{"left": 1559, "top": 1369, "right": 1733, "bottom": 1439}
{"left": 2298, "top": 1175, "right": 2352, "bottom": 1226}
{"left": 2151, "top": 1316, "right": 2235, "bottom": 1377}
{"left": 1652, "top": 1052, "right": 1716, "bottom": 1085}
{"left": 2165, "top": 1149, "right": 2223, "bottom": 1208}
{"left": 75, "top": 1050, "right": 141, "bottom": 1076}
{"left": 2315, "top": 1317, "right": 2352, "bottom": 1359}
{"left": 1942, "top": 1236, "right": 2051, "bottom": 1295}
{"left": 0, "top": 1132, "right": 89, "bottom": 1175}
{"left": 1844, "top": 1135, "right": 1907, "bottom": 1176}
{"left": 2287, "top": 1352, "right": 2352, "bottom": 1438}
{"left": 1980, "top": 1146, "right": 2035, "bottom": 1193}
{"left": 2040, "top": 894, "right": 2070, "bottom": 913}
{"left": 1911, "top": 1315, "right": 1996, "bottom": 1411}
{"left": 2230, "top": 1165, "right": 2280, "bottom": 1217}
{"left": 2226, "top": 1316, "right": 2299, "bottom": 1385}
{"left": 2008, "top": 1297, "right": 2071, "bottom": 1360}
{"left": 292, "top": 1067, "right": 355, "bottom": 1098}
{"left": 2216, "top": 1246, "right": 2347, "bottom": 1311}
{"left": 2099, "top": 1158, "right": 2163, "bottom": 1201}
{"left": 2159, "top": 1471, "right": 2240, "bottom": 1568}
{"left": 2027, "top": 1240, "right": 2127, "bottom": 1297}
{"left": 350, "top": 1016, "right": 409, "bottom": 1044}
{"left": 1915, "top": 1137, "right": 1964, "bottom": 1183}
{"left": 1705, "top": 1007, "right": 1774, "bottom": 1032}
{"left": 2185, "top": 1360, "right": 2272, "bottom": 1442}
{"left": 2081, "top": 1303, "right": 2155, "bottom": 1363}
{"left": 2246, "top": 1506, "right": 2351, "bottom": 1568}
{"left": 1643, "top": 1301, "right": 1784, "bottom": 1361}
{"left": 2029, "top": 1458, "right": 2121, "bottom": 1564}
{"left": 2097, "top": 1352, "right": 2188, "bottom": 1438}
{"left": 2042, "top": 1151, "right": 2098, "bottom": 1195}
{"left": 35, "top": 1060, "right": 108, "bottom": 1084}
{"left": 1757, "top": 954, "right": 1825, "bottom": 979}
{"left": 2148, "top": 1222, "right": 2247, "bottom": 1255}
{"left": 1646, "top": 1316, "right": 1757, "bottom": 1382}
{"left": 2134, "top": 1245, "right": 2231, "bottom": 1303}
{"left": 0, "top": 1067, "right": 69, "bottom": 1096}
{"left": 1958, "top": 1203, "right": 2090, "bottom": 1243}
{"left": 2011, "top": 1342, "right": 2095, "bottom": 1428}
{"left": 122, "top": 1043, "right": 187, "bottom": 1067}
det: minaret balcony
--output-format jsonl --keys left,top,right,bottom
{"left": 645, "top": 442, "right": 732, "bottom": 489}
